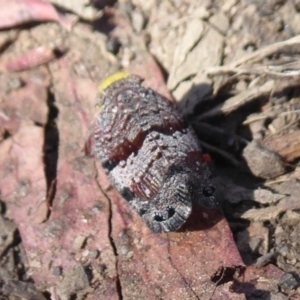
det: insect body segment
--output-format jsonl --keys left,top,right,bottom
{"left": 95, "top": 73, "right": 217, "bottom": 233}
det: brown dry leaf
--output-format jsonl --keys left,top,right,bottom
{"left": 212, "top": 34, "right": 300, "bottom": 70}
{"left": 4, "top": 45, "right": 60, "bottom": 72}
{"left": 170, "top": 25, "right": 223, "bottom": 116}
{"left": 167, "top": 19, "right": 206, "bottom": 90}
{"left": 263, "top": 130, "right": 300, "bottom": 163}
{"left": 242, "top": 141, "right": 286, "bottom": 179}
{"left": 146, "top": 1, "right": 223, "bottom": 116}
{"left": 49, "top": 0, "right": 103, "bottom": 20}
{"left": 0, "top": 79, "right": 48, "bottom": 127}
{"left": 238, "top": 222, "right": 269, "bottom": 255}
{"left": 2, "top": 280, "right": 47, "bottom": 300}
{"left": 265, "top": 166, "right": 300, "bottom": 187}
{"left": 236, "top": 196, "right": 300, "bottom": 221}
{"left": 0, "top": 0, "right": 77, "bottom": 30}
{"left": 0, "top": 215, "right": 16, "bottom": 257}
{"left": 0, "top": 65, "right": 119, "bottom": 299}
{"left": 197, "top": 81, "right": 274, "bottom": 121}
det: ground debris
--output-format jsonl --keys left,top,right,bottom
{"left": 1, "top": 0, "right": 300, "bottom": 299}
{"left": 242, "top": 141, "right": 286, "bottom": 179}
{"left": 236, "top": 196, "right": 300, "bottom": 221}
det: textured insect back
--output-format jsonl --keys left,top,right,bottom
{"left": 94, "top": 73, "right": 218, "bottom": 233}
{"left": 94, "top": 72, "right": 144, "bottom": 170}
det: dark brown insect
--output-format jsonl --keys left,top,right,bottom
{"left": 94, "top": 73, "right": 217, "bottom": 233}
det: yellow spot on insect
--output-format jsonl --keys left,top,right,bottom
{"left": 99, "top": 72, "right": 130, "bottom": 92}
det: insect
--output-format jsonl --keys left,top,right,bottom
{"left": 94, "top": 72, "right": 217, "bottom": 233}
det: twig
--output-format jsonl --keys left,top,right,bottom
{"left": 215, "top": 34, "right": 300, "bottom": 69}
{"left": 197, "top": 81, "right": 274, "bottom": 120}
{"left": 207, "top": 65, "right": 300, "bottom": 79}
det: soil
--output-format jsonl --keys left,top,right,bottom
{"left": 1, "top": 0, "right": 300, "bottom": 299}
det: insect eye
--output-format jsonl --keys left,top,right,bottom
{"left": 154, "top": 214, "right": 164, "bottom": 222}
{"left": 153, "top": 207, "right": 175, "bottom": 222}
{"left": 167, "top": 207, "right": 175, "bottom": 218}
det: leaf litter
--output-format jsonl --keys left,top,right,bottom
{"left": 0, "top": 0, "right": 300, "bottom": 299}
